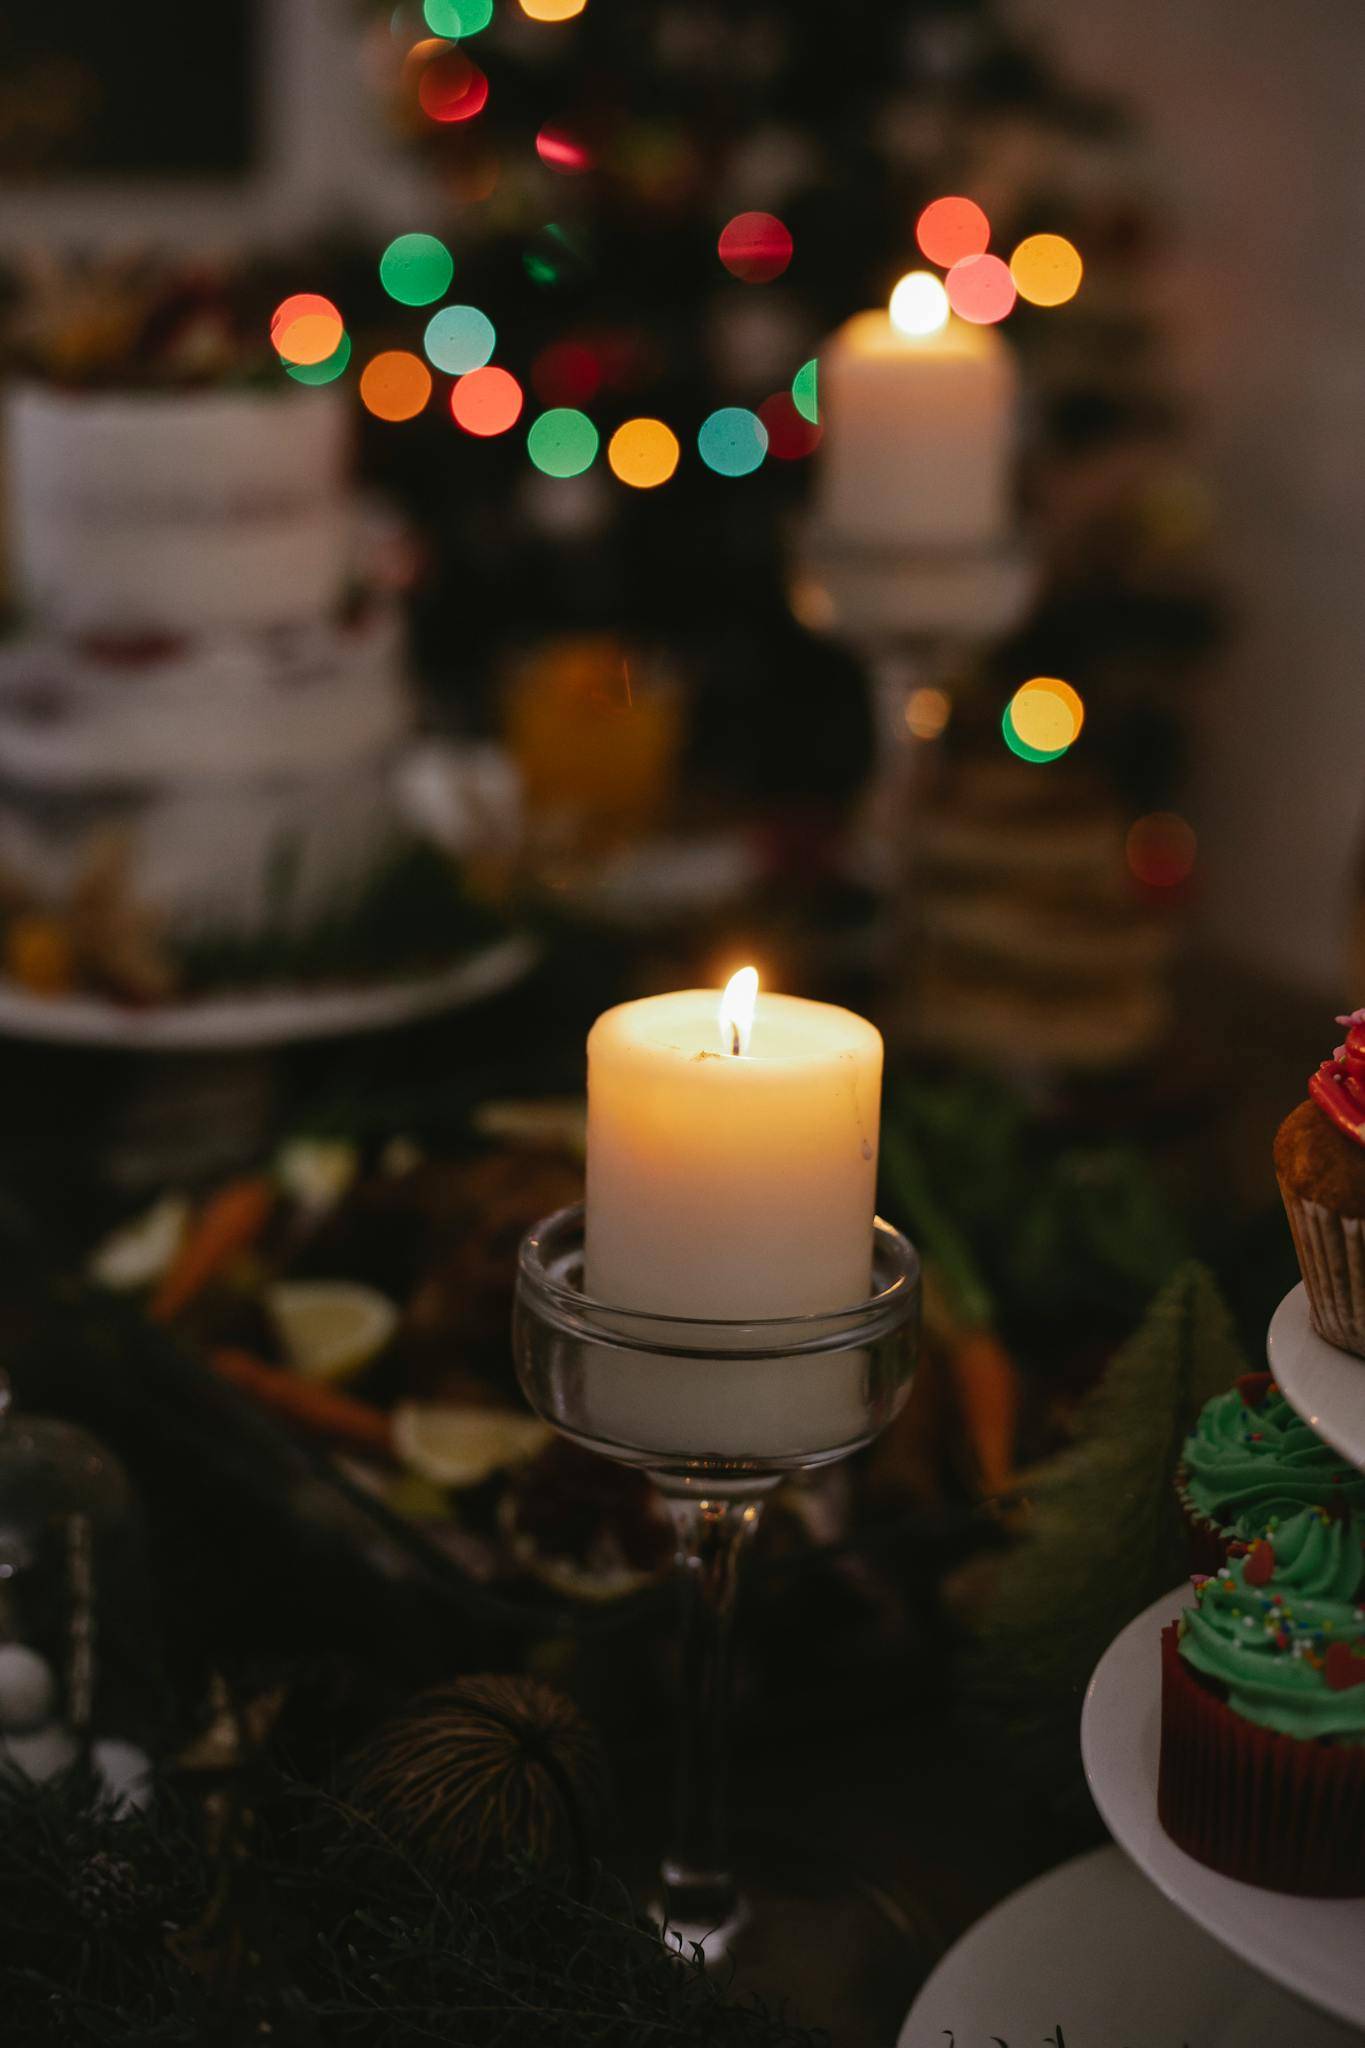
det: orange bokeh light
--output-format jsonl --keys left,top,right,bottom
{"left": 519, "top": 0, "right": 586, "bottom": 18}
{"left": 270, "top": 293, "right": 344, "bottom": 365}
{"left": 607, "top": 417, "right": 680, "bottom": 489}
{"left": 915, "top": 196, "right": 990, "bottom": 269}
{"left": 450, "top": 365, "right": 524, "bottom": 436}
{"left": 359, "top": 350, "right": 433, "bottom": 422}
{"left": 905, "top": 686, "right": 951, "bottom": 740}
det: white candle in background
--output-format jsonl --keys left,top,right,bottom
{"left": 585, "top": 972, "right": 882, "bottom": 1319}
{"left": 815, "top": 270, "right": 1018, "bottom": 551}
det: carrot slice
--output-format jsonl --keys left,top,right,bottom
{"left": 150, "top": 1177, "right": 275, "bottom": 1322}
{"left": 210, "top": 1347, "right": 393, "bottom": 1456}
{"left": 949, "top": 1328, "right": 1021, "bottom": 1503}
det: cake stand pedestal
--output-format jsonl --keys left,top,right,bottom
{"left": 0, "top": 935, "right": 537, "bottom": 1189}
{"left": 788, "top": 522, "right": 1035, "bottom": 893}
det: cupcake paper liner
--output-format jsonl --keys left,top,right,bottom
{"left": 1278, "top": 1185, "right": 1365, "bottom": 1360}
{"left": 1173, "top": 1462, "right": 1234, "bottom": 1577}
{"left": 1158, "top": 1621, "right": 1365, "bottom": 1896}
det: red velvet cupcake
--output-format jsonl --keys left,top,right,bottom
{"left": 1275, "top": 1010, "right": 1365, "bottom": 1358}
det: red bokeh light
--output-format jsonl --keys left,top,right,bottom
{"left": 536, "top": 121, "right": 592, "bottom": 173}
{"left": 1127, "top": 812, "right": 1197, "bottom": 893}
{"left": 531, "top": 338, "right": 602, "bottom": 406}
{"left": 450, "top": 365, "right": 524, "bottom": 436}
{"left": 418, "top": 50, "right": 489, "bottom": 122}
{"left": 270, "top": 293, "right": 343, "bottom": 365}
{"left": 945, "top": 252, "right": 1017, "bottom": 324}
{"left": 717, "top": 211, "right": 793, "bottom": 284}
{"left": 915, "top": 196, "right": 990, "bottom": 269}
{"left": 757, "top": 392, "right": 822, "bottom": 461}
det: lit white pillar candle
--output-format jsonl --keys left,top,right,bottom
{"left": 815, "top": 270, "right": 1018, "bottom": 552}
{"left": 585, "top": 971, "right": 882, "bottom": 1320}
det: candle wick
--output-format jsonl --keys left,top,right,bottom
{"left": 729, "top": 1022, "right": 741, "bottom": 1057}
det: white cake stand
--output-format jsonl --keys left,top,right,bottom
{"left": 1268, "top": 1282, "right": 1365, "bottom": 1469}
{"left": 898, "top": 1842, "right": 1361, "bottom": 2048}
{"left": 1081, "top": 1583, "right": 1365, "bottom": 2031}
{"left": 0, "top": 933, "right": 537, "bottom": 1053}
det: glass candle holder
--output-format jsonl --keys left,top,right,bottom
{"left": 513, "top": 1203, "right": 919, "bottom": 1935}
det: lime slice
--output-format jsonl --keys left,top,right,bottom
{"left": 89, "top": 1194, "right": 189, "bottom": 1292}
{"left": 267, "top": 1280, "right": 399, "bottom": 1384}
{"left": 391, "top": 1403, "right": 549, "bottom": 1489}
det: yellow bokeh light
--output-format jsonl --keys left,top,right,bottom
{"left": 1009, "top": 233, "right": 1083, "bottom": 308}
{"left": 1008, "top": 676, "right": 1085, "bottom": 753}
{"left": 519, "top": 0, "right": 586, "bottom": 18}
{"left": 889, "top": 270, "right": 950, "bottom": 338}
{"left": 905, "top": 686, "right": 951, "bottom": 740}
{"left": 607, "top": 417, "right": 680, "bottom": 489}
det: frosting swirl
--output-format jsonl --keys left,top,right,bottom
{"left": 1309, "top": 1008, "right": 1365, "bottom": 1147}
{"left": 1180, "top": 1374, "right": 1365, "bottom": 1537}
{"left": 1179, "top": 1507, "right": 1365, "bottom": 1741}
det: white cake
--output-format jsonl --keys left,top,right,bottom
{"left": 5, "top": 383, "right": 351, "bottom": 633}
{"left": 814, "top": 309, "right": 1018, "bottom": 553}
{"left": 0, "top": 380, "right": 440, "bottom": 1000}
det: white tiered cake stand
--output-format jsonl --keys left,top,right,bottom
{"left": 1079, "top": 1285, "right": 1365, "bottom": 2034}
{"left": 901, "top": 1284, "right": 1365, "bottom": 2044}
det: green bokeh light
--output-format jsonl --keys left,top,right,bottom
{"left": 423, "top": 305, "right": 496, "bottom": 374}
{"left": 1001, "top": 699, "right": 1069, "bottom": 763}
{"left": 697, "top": 407, "right": 768, "bottom": 478}
{"left": 424, "top": 0, "right": 493, "bottom": 31}
{"left": 791, "top": 358, "right": 819, "bottom": 424}
{"left": 283, "top": 331, "right": 352, "bottom": 385}
{"left": 527, "top": 408, "right": 599, "bottom": 478}
{"left": 379, "top": 233, "right": 454, "bottom": 307}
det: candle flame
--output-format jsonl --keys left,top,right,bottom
{"left": 719, "top": 966, "right": 758, "bottom": 1056}
{"left": 889, "top": 270, "right": 949, "bottom": 338}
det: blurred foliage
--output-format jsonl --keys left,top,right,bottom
{"left": 0, "top": 1766, "right": 824, "bottom": 2047}
{"left": 956, "top": 1262, "right": 1244, "bottom": 1796}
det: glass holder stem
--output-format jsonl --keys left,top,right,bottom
{"left": 658, "top": 1484, "right": 769, "bottom": 1932}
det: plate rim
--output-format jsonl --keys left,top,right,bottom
{"left": 0, "top": 932, "right": 537, "bottom": 1051}
{"left": 1267, "top": 1282, "right": 1365, "bottom": 1471}
{"left": 897, "top": 1840, "right": 1359, "bottom": 2048}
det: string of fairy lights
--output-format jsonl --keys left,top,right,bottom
{"left": 267, "top": 10, "right": 1085, "bottom": 483}
{"left": 266, "top": 0, "right": 1198, "bottom": 867}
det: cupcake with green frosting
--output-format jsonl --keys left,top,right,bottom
{"left": 1158, "top": 1505, "right": 1365, "bottom": 1893}
{"left": 1175, "top": 1370, "right": 1365, "bottom": 1574}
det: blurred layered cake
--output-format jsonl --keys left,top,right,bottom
{"left": 0, "top": 272, "right": 500, "bottom": 1007}
{"left": 910, "top": 756, "right": 1176, "bottom": 1071}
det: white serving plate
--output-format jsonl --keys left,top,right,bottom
{"left": 1268, "top": 1283, "right": 1365, "bottom": 1472}
{"left": 0, "top": 934, "right": 537, "bottom": 1052}
{"left": 899, "top": 1842, "right": 1362, "bottom": 2048}
{"left": 1081, "top": 1584, "right": 1365, "bottom": 2032}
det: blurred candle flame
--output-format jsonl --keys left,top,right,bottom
{"left": 719, "top": 966, "right": 759, "bottom": 1056}
{"left": 889, "top": 271, "right": 949, "bottom": 338}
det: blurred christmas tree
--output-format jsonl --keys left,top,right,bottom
{"left": 345, "top": 0, "right": 1220, "bottom": 834}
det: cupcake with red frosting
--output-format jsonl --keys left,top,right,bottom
{"left": 1274, "top": 1010, "right": 1365, "bottom": 1357}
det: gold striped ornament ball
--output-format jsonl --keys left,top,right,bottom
{"left": 347, "top": 1674, "right": 609, "bottom": 1881}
